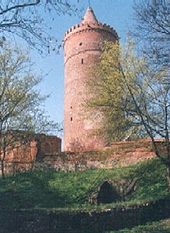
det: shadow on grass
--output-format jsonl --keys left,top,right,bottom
{"left": 107, "top": 219, "right": 170, "bottom": 233}
{"left": 0, "top": 170, "right": 71, "bottom": 209}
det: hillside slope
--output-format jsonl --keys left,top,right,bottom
{"left": 0, "top": 158, "right": 169, "bottom": 209}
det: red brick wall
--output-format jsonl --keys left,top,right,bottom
{"left": 36, "top": 134, "right": 61, "bottom": 157}
{"left": 36, "top": 140, "right": 163, "bottom": 172}
{"left": 4, "top": 140, "right": 37, "bottom": 164}
{"left": 1, "top": 134, "right": 61, "bottom": 174}
{"left": 2, "top": 139, "right": 166, "bottom": 174}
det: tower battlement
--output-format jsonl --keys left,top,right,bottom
{"left": 64, "top": 7, "right": 118, "bottom": 43}
{"left": 64, "top": 22, "right": 118, "bottom": 42}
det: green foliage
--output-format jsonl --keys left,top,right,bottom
{"left": 87, "top": 42, "right": 130, "bottom": 143}
{"left": 107, "top": 218, "right": 170, "bottom": 233}
{"left": 86, "top": 40, "right": 148, "bottom": 144}
{"left": 0, "top": 158, "right": 169, "bottom": 210}
{"left": 131, "top": 159, "right": 168, "bottom": 201}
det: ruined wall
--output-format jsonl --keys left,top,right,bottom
{"left": 2, "top": 139, "right": 166, "bottom": 174}
{"left": 1, "top": 134, "right": 61, "bottom": 174}
{"left": 4, "top": 140, "right": 37, "bottom": 174}
{"left": 35, "top": 140, "right": 165, "bottom": 172}
{"left": 36, "top": 134, "right": 61, "bottom": 158}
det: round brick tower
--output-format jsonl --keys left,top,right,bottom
{"left": 64, "top": 7, "right": 118, "bottom": 151}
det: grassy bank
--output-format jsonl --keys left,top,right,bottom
{"left": 108, "top": 218, "right": 170, "bottom": 233}
{"left": 0, "top": 158, "right": 169, "bottom": 209}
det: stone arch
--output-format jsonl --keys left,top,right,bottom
{"left": 97, "top": 181, "right": 120, "bottom": 204}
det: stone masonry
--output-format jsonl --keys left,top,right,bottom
{"left": 1, "top": 134, "right": 61, "bottom": 175}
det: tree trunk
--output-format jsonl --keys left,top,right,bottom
{"left": 1, "top": 148, "right": 6, "bottom": 179}
{"left": 167, "top": 165, "right": 170, "bottom": 190}
{"left": 1, "top": 159, "right": 5, "bottom": 179}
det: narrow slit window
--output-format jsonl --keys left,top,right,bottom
{"left": 81, "top": 58, "right": 84, "bottom": 64}
{"left": 70, "top": 117, "right": 73, "bottom": 121}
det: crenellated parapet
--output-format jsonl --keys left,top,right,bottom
{"left": 64, "top": 22, "right": 118, "bottom": 43}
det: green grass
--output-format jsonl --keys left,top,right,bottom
{"left": 107, "top": 218, "right": 170, "bottom": 233}
{"left": 0, "top": 158, "right": 169, "bottom": 209}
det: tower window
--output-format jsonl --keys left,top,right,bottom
{"left": 79, "top": 42, "right": 82, "bottom": 46}
{"left": 70, "top": 106, "right": 72, "bottom": 109}
{"left": 81, "top": 58, "right": 84, "bottom": 64}
{"left": 70, "top": 117, "right": 73, "bottom": 121}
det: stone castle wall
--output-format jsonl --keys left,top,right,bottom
{"left": 2, "top": 139, "right": 167, "bottom": 174}
{"left": 1, "top": 134, "right": 61, "bottom": 175}
{"left": 35, "top": 140, "right": 166, "bottom": 172}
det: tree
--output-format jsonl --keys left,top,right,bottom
{"left": 120, "top": 38, "right": 169, "bottom": 152}
{"left": 87, "top": 39, "right": 170, "bottom": 188}
{"left": 0, "top": 0, "right": 79, "bottom": 53}
{"left": 86, "top": 41, "right": 145, "bottom": 144}
{"left": 133, "top": 0, "right": 170, "bottom": 69}
{"left": 132, "top": 0, "right": 170, "bottom": 187}
{"left": 0, "top": 42, "right": 57, "bottom": 177}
